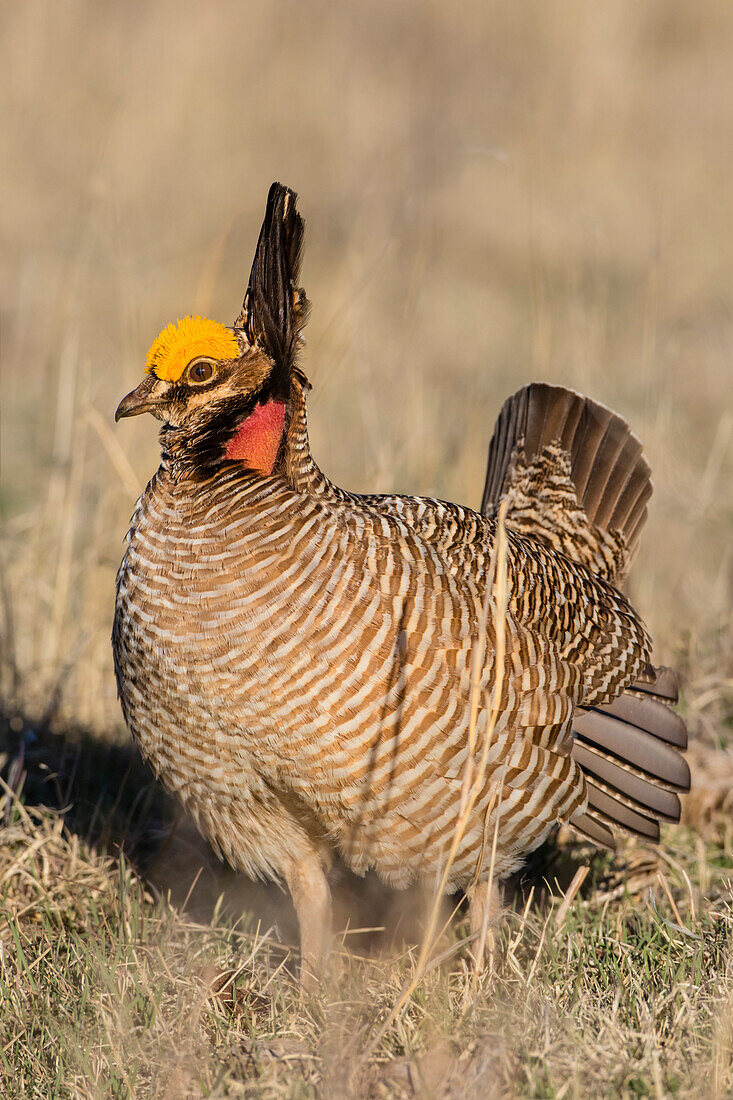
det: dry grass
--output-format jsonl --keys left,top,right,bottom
{"left": 0, "top": 727, "right": 731, "bottom": 1099}
{"left": 1, "top": 1, "right": 732, "bottom": 1096}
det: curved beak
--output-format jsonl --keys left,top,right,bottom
{"left": 115, "top": 376, "right": 170, "bottom": 422}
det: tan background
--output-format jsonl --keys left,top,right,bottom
{"left": 1, "top": 0, "right": 731, "bottom": 731}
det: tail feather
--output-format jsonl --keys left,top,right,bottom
{"left": 570, "top": 673, "right": 690, "bottom": 844}
{"left": 597, "top": 692, "right": 686, "bottom": 748}
{"left": 571, "top": 409, "right": 629, "bottom": 517}
{"left": 606, "top": 445, "right": 651, "bottom": 535}
{"left": 572, "top": 743, "right": 682, "bottom": 822}
{"left": 571, "top": 811, "right": 616, "bottom": 850}
{"left": 524, "top": 385, "right": 581, "bottom": 458}
{"left": 584, "top": 780, "right": 661, "bottom": 842}
{"left": 631, "top": 665, "right": 680, "bottom": 705}
{"left": 573, "top": 707, "right": 689, "bottom": 789}
{"left": 591, "top": 432, "right": 644, "bottom": 530}
{"left": 482, "top": 383, "right": 652, "bottom": 582}
{"left": 627, "top": 506, "right": 652, "bottom": 560}
{"left": 482, "top": 385, "right": 529, "bottom": 514}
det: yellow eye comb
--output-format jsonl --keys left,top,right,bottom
{"left": 145, "top": 315, "right": 240, "bottom": 382}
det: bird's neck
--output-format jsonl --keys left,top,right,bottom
{"left": 160, "top": 396, "right": 287, "bottom": 481}
{"left": 159, "top": 373, "right": 316, "bottom": 484}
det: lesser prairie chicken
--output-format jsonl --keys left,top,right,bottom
{"left": 113, "top": 183, "right": 689, "bottom": 987}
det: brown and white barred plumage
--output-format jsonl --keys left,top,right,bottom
{"left": 283, "top": 373, "right": 688, "bottom": 848}
{"left": 113, "top": 183, "right": 689, "bottom": 985}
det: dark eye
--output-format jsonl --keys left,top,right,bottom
{"left": 188, "top": 359, "right": 215, "bottom": 384}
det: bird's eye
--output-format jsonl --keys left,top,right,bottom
{"left": 188, "top": 359, "right": 215, "bottom": 384}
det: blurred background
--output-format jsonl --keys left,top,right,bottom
{"left": 1, "top": 0, "right": 731, "bottom": 736}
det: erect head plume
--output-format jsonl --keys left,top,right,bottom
{"left": 234, "top": 182, "right": 310, "bottom": 382}
{"left": 145, "top": 315, "right": 241, "bottom": 382}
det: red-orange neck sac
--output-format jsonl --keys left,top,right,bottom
{"left": 225, "top": 400, "right": 286, "bottom": 474}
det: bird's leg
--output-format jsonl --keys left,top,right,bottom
{"left": 467, "top": 879, "right": 503, "bottom": 971}
{"left": 285, "top": 850, "right": 332, "bottom": 995}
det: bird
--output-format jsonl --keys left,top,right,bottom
{"left": 113, "top": 182, "right": 689, "bottom": 989}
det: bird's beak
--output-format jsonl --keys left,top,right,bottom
{"left": 115, "top": 376, "right": 170, "bottom": 421}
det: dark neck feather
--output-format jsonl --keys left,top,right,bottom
{"left": 161, "top": 391, "right": 271, "bottom": 478}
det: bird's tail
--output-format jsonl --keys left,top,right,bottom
{"left": 481, "top": 382, "right": 652, "bottom": 584}
{"left": 482, "top": 383, "right": 689, "bottom": 843}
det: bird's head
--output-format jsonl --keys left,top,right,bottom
{"left": 115, "top": 183, "right": 309, "bottom": 476}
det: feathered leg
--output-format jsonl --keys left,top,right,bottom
{"left": 285, "top": 851, "right": 332, "bottom": 994}
{"left": 467, "top": 880, "right": 503, "bottom": 971}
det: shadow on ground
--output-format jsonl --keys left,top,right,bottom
{"left": 0, "top": 702, "right": 589, "bottom": 957}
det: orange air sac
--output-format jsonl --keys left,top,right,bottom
{"left": 225, "top": 401, "right": 286, "bottom": 474}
